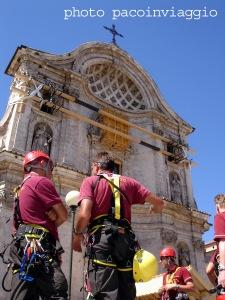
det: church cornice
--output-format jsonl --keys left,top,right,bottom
{"left": 132, "top": 200, "right": 210, "bottom": 232}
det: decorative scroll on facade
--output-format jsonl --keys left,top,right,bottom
{"left": 100, "top": 110, "right": 129, "bottom": 151}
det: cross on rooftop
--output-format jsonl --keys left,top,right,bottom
{"left": 103, "top": 24, "right": 124, "bottom": 46}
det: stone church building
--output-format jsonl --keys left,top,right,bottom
{"left": 0, "top": 41, "right": 211, "bottom": 299}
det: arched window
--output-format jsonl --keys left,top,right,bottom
{"left": 31, "top": 123, "right": 53, "bottom": 155}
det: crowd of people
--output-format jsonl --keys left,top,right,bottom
{"left": 4, "top": 150, "right": 224, "bottom": 300}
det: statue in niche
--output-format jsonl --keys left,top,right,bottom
{"left": 177, "top": 243, "right": 191, "bottom": 266}
{"left": 170, "top": 172, "right": 183, "bottom": 204}
{"left": 31, "top": 124, "right": 52, "bottom": 155}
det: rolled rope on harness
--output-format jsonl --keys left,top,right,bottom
{"left": 15, "top": 224, "right": 56, "bottom": 282}
{"left": 18, "top": 238, "right": 53, "bottom": 282}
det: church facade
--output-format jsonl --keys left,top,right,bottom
{"left": 0, "top": 42, "right": 210, "bottom": 299}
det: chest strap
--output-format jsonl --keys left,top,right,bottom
{"left": 165, "top": 267, "right": 181, "bottom": 284}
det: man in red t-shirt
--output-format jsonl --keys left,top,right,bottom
{"left": 9, "top": 150, "right": 68, "bottom": 300}
{"left": 214, "top": 193, "right": 225, "bottom": 296}
{"left": 73, "top": 152, "right": 165, "bottom": 300}
{"left": 206, "top": 249, "right": 219, "bottom": 286}
{"left": 159, "top": 247, "right": 194, "bottom": 300}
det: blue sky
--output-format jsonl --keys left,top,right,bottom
{"left": 0, "top": 0, "right": 224, "bottom": 241}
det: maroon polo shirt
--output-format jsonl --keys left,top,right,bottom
{"left": 18, "top": 174, "right": 62, "bottom": 240}
{"left": 78, "top": 173, "right": 151, "bottom": 222}
{"left": 162, "top": 266, "right": 193, "bottom": 300}
{"left": 214, "top": 212, "right": 225, "bottom": 241}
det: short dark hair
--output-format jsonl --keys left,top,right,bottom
{"left": 215, "top": 194, "right": 225, "bottom": 204}
{"left": 93, "top": 152, "right": 115, "bottom": 171}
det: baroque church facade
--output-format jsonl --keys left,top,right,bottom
{"left": 0, "top": 42, "right": 210, "bottom": 299}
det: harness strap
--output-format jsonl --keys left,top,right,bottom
{"left": 88, "top": 215, "right": 131, "bottom": 234}
{"left": 165, "top": 267, "right": 181, "bottom": 284}
{"left": 13, "top": 175, "right": 32, "bottom": 229}
{"left": 92, "top": 259, "right": 133, "bottom": 271}
{"left": 91, "top": 174, "right": 130, "bottom": 221}
{"left": 102, "top": 174, "right": 121, "bottom": 220}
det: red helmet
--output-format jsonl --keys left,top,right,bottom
{"left": 23, "top": 150, "right": 51, "bottom": 167}
{"left": 160, "top": 247, "right": 176, "bottom": 258}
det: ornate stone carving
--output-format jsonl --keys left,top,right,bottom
{"left": 44, "top": 78, "right": 62, "bottom": 91}
{"left": 11, "top": 76, "right": 29, "bottom": 92}
{"left": 177, "top": 242, "right": 191, "bottom": 266}
{"left": 169, "top": 172, "right": 183, "bottom": 204}
{"left": 0, "top": 181, "right": 14, "bottom": 208}
{"left": 192, "top": 238, "right": 204, "bottom": 249}
{"left": 152, "top": 125, "right": 164, "bottom": 136}
{"left": 72, "top": 88, "right": 80, "bottom": 99}
{"left": 17, "top": 60, "right": 35, "bottom": 78}
{"left": 63, "top": 73, "right": 71, "bottom": 94}
{"left": 161, "top": 229, "right": 177, "bottom": 244}
{"left": 31, "top": 123, "right": 53, "bottom": 155}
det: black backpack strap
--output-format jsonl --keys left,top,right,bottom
{"left": 13, "top": 175, "right": 32, "bottom": 229}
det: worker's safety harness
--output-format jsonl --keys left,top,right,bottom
{"left": 162, "top": 267, "right": 190, "bottom": 300}
{"left": 1, "top": 176, "right": 63, "bottom": 292}
{"left": 84, "top": 174, "right": 139, "bottom": 298}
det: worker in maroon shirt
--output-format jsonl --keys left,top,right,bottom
{"left": 206, "top": 249, "right": 219, "bottom": 286}
{"left": 159, "top": 247, "right": 194, "bottom": 300}
{"left": 73, "top": 151, "right": 165, "bottom": 300}
{"left": 214, "top": 193, "right": 225, "bottom": 298}
{"left": 9, "top": 150, "right": 68, "bottom": 300}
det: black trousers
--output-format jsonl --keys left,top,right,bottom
{"left": 88, "top": 264, "right": 135, "bottom": 300}
{"left": 8, "top": 236, "right": 68, "bottom": 300}
{"left": 87, "top": 227, "right": 136, "bottom": 300}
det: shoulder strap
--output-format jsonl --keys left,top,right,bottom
{"left": 99, "top": 174, "right": 129, "bottom": 202}
{"left": 92, "top": 174, "right": 129, "bottom": 220}
{"left": 13, "top": 175, "right": 32, "bottom": 229}
{"left": 102, "top": 174, "right": 121, "bottom": 220}
{"left": 166, "top": 267, "right": 181, "bottom": 284}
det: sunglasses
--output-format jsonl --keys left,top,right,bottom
{"left": 160, "top": 256, "right": 168, "bottom": 261}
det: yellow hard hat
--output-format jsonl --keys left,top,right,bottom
{"left": 133, "top": 249, "right": 158, "bottom": 282}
